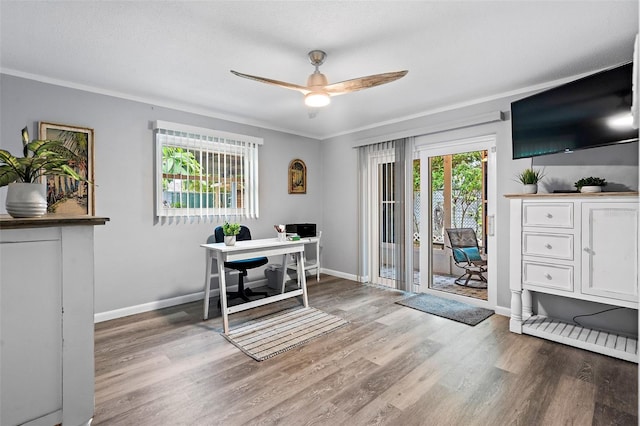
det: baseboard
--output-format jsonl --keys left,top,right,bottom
{"left": 94, "top": 292, "right": 207, "bottom": 323}
{"left": 494, "top": 305, "right": 511, "bottom": 317}
{"left": 321, "top": 268, "right": 359, "bottom": 282}
{"left": 94, "top": 278, "right": 270, "bottom": 323}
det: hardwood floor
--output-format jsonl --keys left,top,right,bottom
{"left": 94, "top": 276, "right": 638, "bottom": 425}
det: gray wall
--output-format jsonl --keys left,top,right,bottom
{"left": 534, "top": 142, "right": 638, "bottom": 192}
{"left": 0, "top": 74, "right": 323, "bottom": 314}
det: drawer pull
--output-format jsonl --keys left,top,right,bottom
{"left": 545, "top": 243, "right": 552, "bottom": 249}
{"left": 544, "top": 273, "right": 552, "bottom": 280}
{"left": 546, "top": 213, "right": 553, "bottom": 218}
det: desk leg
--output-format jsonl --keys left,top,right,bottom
{"left": 298, "top": 251, "right": 308, "bottom": 308}
{"left": 203, "top": 249, "right": 212, "bottom": 320}
{"left": 218, "top": 251, "right": 229, "bottom": 334}
{"left": 280, "top": 254, "right": 288, "bottom": 294}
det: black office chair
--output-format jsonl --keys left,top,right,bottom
{"left": 210, "top": 225, "right": 269, "bottom": 303}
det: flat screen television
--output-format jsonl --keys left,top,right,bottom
{"left": 511, "top": 62, "right": 638, "bottom": 159}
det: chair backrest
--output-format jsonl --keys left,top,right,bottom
{"left": 213, "top": 225, "right": 253, "bottom": 243}
{"left": 445, "top": 228, "right": 482, "bottom": 263}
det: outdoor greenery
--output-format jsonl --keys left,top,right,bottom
{"left": 575, "top": 176, "right": 607, "bottom": 189}
{"left": 0, "top": 127, "right": 86, "bottom": 186}
{"left": 161, "top": 146, "right": 205, "bottom": 191}
{"left": 516, "top": 168, "right": 545, "bottom": 185}
{"left": 222, "top": 221, "right": 241, "bottom": 236}
{"left": 161, "top": 147, "right": 246, "bottom": 209}
{"left": 413, "top": 152, "right": 484, "bottom": 243}
{"left": 431, "top": 152, "right": 484, "bottom": 229}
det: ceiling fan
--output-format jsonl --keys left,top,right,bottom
{"left": 230, "top": 50, "right": 408, "bottom": 108}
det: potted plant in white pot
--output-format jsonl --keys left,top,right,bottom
{"left": 575, "top": 176, "right": 607, "bottom": 193}
{"left": 0, "top": 126, "right": 87, "bottom": 218}
{"left": 516, "top": 168, "right": 545, "bottom": 194}
{"left": 222, "top": 221, "right": 241, "bottom": 246}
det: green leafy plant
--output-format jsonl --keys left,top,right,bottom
{"left": 575, "top": 176, "right": 607, "bottom": 189}
{"left": 222, "top": 221, "right": 241, "bottom": 236}
{"left": 516, "top": 168, "right": 545, "bottom": 185}
{"left": 161, "top": 146, "right": 204, "bottom": 191}
{"left": 0, "top": 127, "right": 87, "bottom": 186}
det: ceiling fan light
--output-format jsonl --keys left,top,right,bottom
{"left": 305, "top": 92, "right": 330, "bottom": 107}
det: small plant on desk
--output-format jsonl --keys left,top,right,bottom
{"left": 222, "top": 222, "right": 241, "bottom": 246}
{"left": 222, "top": 222, "right": 241, "bottom": 236}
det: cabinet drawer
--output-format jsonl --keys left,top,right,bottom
{"left": 522, "top": 232, "right": 573, "bottom": 260}
{"left": 523, "top": 202, "right": 573, "bottom": 228}
{"left": 523, "top": 261, "right": 573, "bottom": 292}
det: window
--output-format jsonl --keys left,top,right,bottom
{"left": 154, "top": 121, "right": 262, "bottom": 221}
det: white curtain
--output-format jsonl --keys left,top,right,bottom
{"left": 357, "top": 137, "right": 414, "bottom": 291}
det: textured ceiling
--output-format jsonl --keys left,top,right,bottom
{"left": 1, "top": 1, "right": 638, "bottom": 140}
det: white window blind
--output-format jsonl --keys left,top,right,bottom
{"left": 154, "top": 121, "right": 262, "bottom": 222}
{"left": 357, "top": 138, "right": 413, "bottom": 291}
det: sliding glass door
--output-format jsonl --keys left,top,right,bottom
{"left": 416, "top": 136, "right": 496, "bottom": 305}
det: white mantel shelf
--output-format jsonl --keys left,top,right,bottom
{"left": 504, "top": 191, "right": 639, "bottom": 199}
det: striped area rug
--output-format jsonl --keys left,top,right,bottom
{"left": 223, "top": 307, "right": 349, "bottom": 361}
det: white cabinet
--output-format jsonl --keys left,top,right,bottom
{"left": 507, "top": 194, "right": 638, "bottom": 362}
{"left": 0, "top": 216, "right": 108, "bottom": 426}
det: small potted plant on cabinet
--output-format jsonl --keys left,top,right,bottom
{"left": 575, "top": 176, "right": 607, "bottom": 193}
{"left": 516, "top": 168, "right": 545, "bottom": 194}
{"left": 0, "top": 127, "right": 88, "bottom": 218}
{"left": 222, "top": 222, "right": 241, "bottom": 246}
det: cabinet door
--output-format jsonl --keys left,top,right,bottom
{"left": 581, "top": 202, "right": 638, "bottom": 302}
{"left": 0, "top": 235, "right": 62, "bottom": 426}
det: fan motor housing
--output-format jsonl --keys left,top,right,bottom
{"left": 307, "top": 72, "right": 328, "bottom": 88}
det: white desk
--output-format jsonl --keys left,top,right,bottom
{"left": 201, "top": 238, "right": 307, "bottom": 334}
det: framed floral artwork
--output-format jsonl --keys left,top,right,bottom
{"left": 39, "top": 122, "right": 95, "bottom": 215}
{"left": 288, "top": 158, "right": 306, "bottom": 194}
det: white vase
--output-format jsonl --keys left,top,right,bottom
{"left": 224, "top": 235, "right": 236, "bottom": 246}
{"left": 523, "top": 184, "right": 538, "bottom": 194}
{"left": 5, "top": 182, "right": 47, "bottom": 218}
{"left": 580, "top": 186, "right": 602, "bottom": 193}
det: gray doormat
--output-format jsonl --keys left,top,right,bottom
{"left": 396, "top": 293, "right": 494, "bottom": 326}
